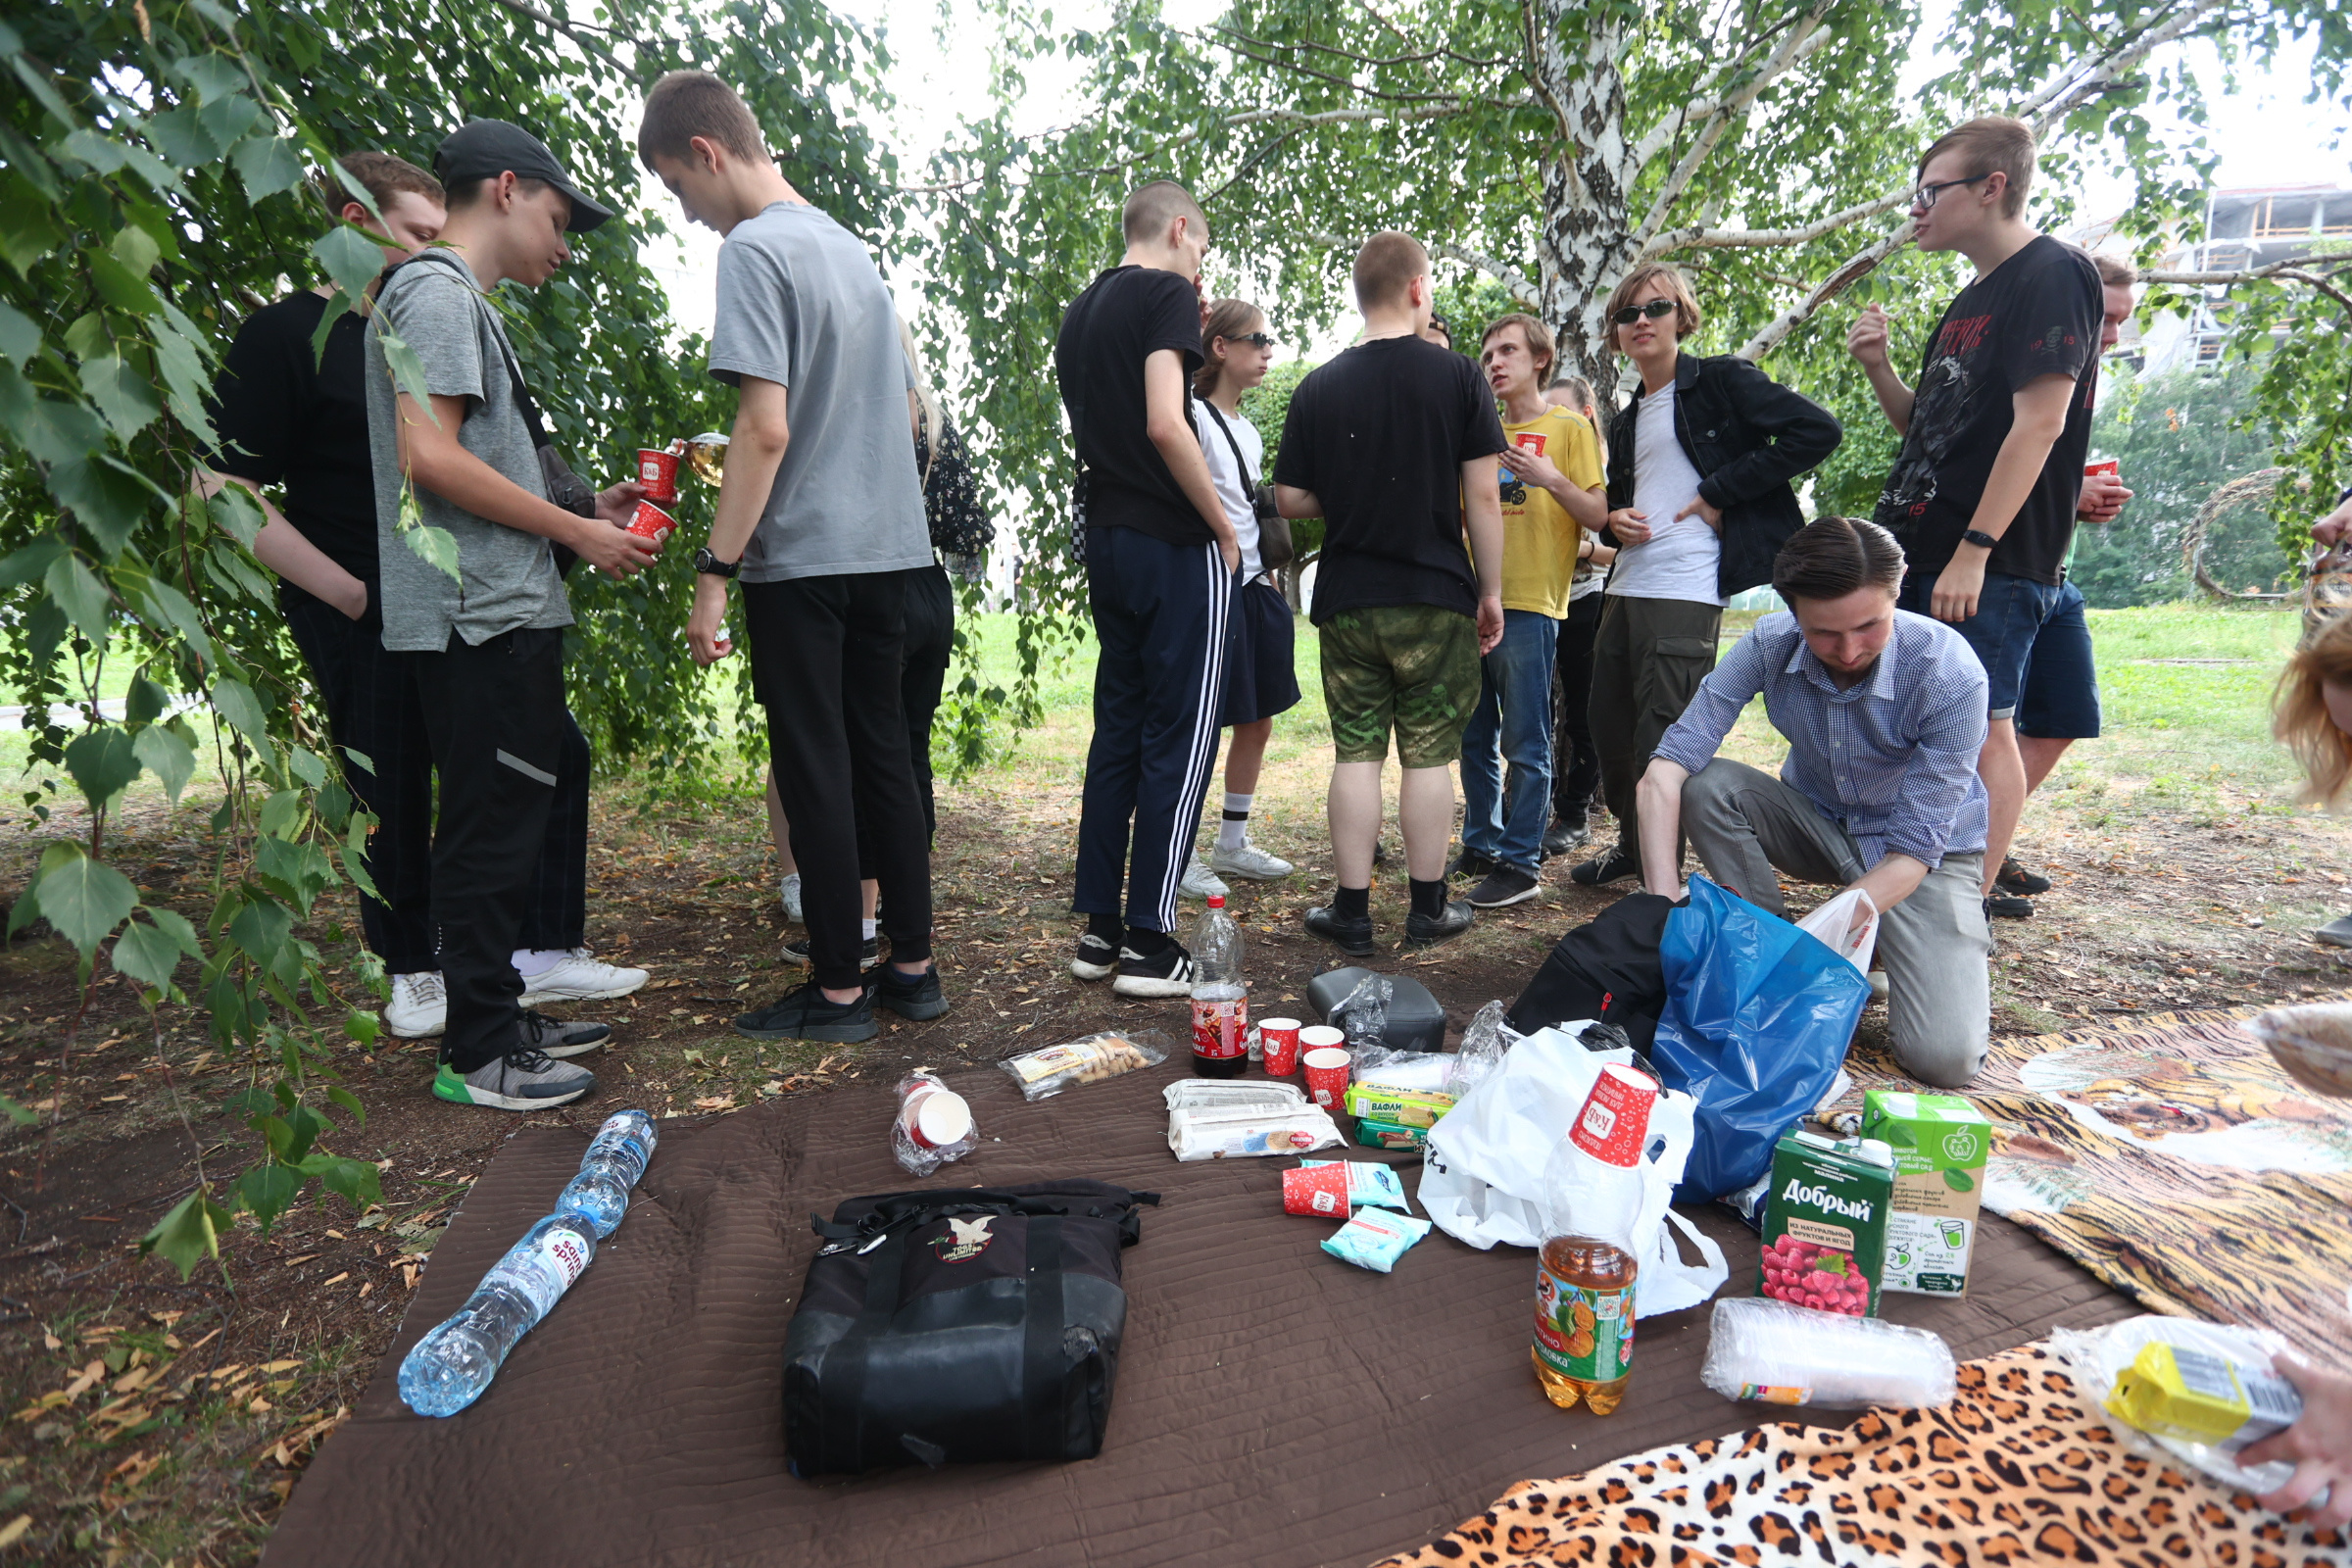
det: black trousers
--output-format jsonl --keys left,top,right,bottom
{"left": 406, "top": 625, "right": 569, "bottom": 1072}
{"left": 1548, "top": 588, "right": 1605, "bottom": 823}
{"left": 744, "top": 569, "right": 935, "bottom": 990}
{"left": 284, "top": 594, "right": 587, "bottom": 976}
{"left": 901, "top": 564, "right": 956, "bottom": 846}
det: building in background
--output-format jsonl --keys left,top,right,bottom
{"left": 2106, "top": 183, "right": 2352, "bottom": 373}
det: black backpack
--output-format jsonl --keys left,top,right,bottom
{"left": 1505, "top": 892, "right": 1674, "bottom": 1054}
{"left": 783, "top": 1180, "right": 1156, "bottom": 1476}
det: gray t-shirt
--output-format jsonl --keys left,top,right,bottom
{"left": 707, "top": 202, "right": 931, "bottom": 583}
{"left": 365, "top": 252, "right": 572, "bottom": 651}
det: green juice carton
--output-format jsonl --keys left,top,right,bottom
{"left": 1757, "top": 1131, "right": 1891, "bottom": 1317}
{"left": 1861, "top": 1090, "right": 1990, "bottom": 1298}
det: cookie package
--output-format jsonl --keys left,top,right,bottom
{"left": 999, "top": 1030, "right": 1172, "bottom": 1101}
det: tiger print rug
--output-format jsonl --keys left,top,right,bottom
{"left": 1370, "top": 1345, "right": 2350, "bottom": 1568}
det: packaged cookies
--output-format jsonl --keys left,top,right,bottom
{"left": 1000, "top": 1030, "right": 1170, "bottom": 1101}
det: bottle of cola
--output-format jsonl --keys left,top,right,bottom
{"left": 1189, "top": 894, "right": 1249, "bottom": 1078}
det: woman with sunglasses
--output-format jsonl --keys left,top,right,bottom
{"left": 1179, "top": 299, "right": 1300, "bottom": 898}
{"left": 1571, "top": 263, "right": 1842, "bottom": 889}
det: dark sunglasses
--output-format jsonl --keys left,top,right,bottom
{"left": 1610, "top": 299, "right": 1679, "bottom": 326}
{"left": 1220, "top": 331, "right": 1276, "bottom": 349}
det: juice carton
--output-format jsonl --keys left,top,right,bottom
{"left": 1861, "top": 1090, "right": 1989, "bottom": 1298}
{"left": 1757, "top": 1131, "right": 1891, "bottom": 1318}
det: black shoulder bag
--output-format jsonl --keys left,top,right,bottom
{"left": 1199, "top": 401, "right": 1292, "bottom": 575}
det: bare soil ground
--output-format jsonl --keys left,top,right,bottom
{"left": 1, "top": 706, "right": 2348, "bottom": 1563}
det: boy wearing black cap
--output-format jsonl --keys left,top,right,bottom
{"left": 365, "top": 119, "right": 659, "bottom": 1110}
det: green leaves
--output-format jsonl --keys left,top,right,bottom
{"left": 404, "top": 519, "right": 464, "bottom": 582}
{"left": 133, "top": 722, "right": 196, "bottom": 804}
{"left": 64, "top": 726, "right": 141, "bottom": 808}
{"left": 32, "top": 844, "right": 137, "bottom": 957}
{"left": 143, "top": 1189, "right": 234, "bottom": 1281}
{"left": 313, "top": 225, "right": 387, "bottom": 301}
{"left": 113, "top": 908, "right": 202, "bottom": 992}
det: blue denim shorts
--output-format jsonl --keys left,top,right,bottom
{"left": 2015, "top": 578, "right": 2100, "bottom": 739}
{"left": 1896, "top": 568, "right": 2065, "bottom": 720}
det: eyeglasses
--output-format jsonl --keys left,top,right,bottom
{"left": 1910, "top": 173, "right": 1990, "bottom": 211}
{"left": 1221, "top": 332, "right": 1276, "bottom": 349}
{"left": 1610, "top": 299, "right": 1678, "bottom": 326}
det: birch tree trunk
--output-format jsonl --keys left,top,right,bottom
{"left": 1527, "top": 0, "right": 1632, "bottom": 416}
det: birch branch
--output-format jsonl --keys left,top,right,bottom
{"left": 1626, "top": 19, "right": 1834, "bottom": 177}
{"left": 1645, "top": 189, "right": 1914, "bottom": 258}
{"left": 2145, "top": 264, "right": 2352, "bottom": 316}
{"left": 1738, "top": 220, "right": 1917, "bottom": 361}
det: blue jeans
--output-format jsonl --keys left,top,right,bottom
{"left": 1459, "top": 609, "right": 1559, "bottom": 874}
{"left": 1896, "top": 568, "right": 2063, "bottom": 720}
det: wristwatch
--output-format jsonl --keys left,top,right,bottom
{"left": 1960, "top": 528, "right": 2001, "bottom": 552}
{"left": 693, "top": 547, "right": 741, "bottom": 579}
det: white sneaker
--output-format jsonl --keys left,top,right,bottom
{"left": 518, "top": 948, "right": 650, "bottom": 1005}
{"left": 1209, "top": 840, "right": 1294, "bottom": 881}
{"left": 780, "top": 871, "right": 803, "bottom": 924}
{"left": 382, "top": 971, "right": 447, "bottom": 1039}
{"left": 1178, "top": 855, "right": 1228, "bottom": 900}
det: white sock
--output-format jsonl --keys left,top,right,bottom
{"left": 1217, "top": 793, "right": 1252, "bottom": 854}
{"left": 861, "top": 918, "right": 878, "bottom": 941}
{"left": 513, "top": 948, "right": 564, "bottom": 977}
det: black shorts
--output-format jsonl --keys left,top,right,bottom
{"left": 1220, "top": 576, "right": 1301, "bottom": 726}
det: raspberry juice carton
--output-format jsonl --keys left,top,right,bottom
{"left": 1756, "top": 1131, "right": 1892, "bottom": 1318}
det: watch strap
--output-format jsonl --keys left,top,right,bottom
{"left": 1961, "top": 528, "right": 2001, "bottom": 551}
{"left": 694, "top": 547, "right": 742, "bottom": 579}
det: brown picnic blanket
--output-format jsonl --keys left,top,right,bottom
{"left": 265, "top": 1052, "right": 2136, "bottom": 1568}
{"left": 1374, "top": 1341, "right": 2352, "bottom": 1568}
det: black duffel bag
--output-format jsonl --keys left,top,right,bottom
{"left": 1505, "top": 891, "right": 1675, "bottom": 1053}
{"left": 783, "top": 1179, "right": 1156, "bottom": 1477}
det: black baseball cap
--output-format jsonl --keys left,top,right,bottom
{"left": 434, "top": 120, "right": 615, "bottom": 233}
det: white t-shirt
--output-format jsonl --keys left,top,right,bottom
{"left": 1606, "top": 381, "right": 1724, "bottom": 607}
{"left": 1199, "top": 402, "right": 1266, "bottom": 579}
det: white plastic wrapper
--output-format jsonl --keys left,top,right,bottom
{"left": 998, "top": 1030, "right": 1169, "bottom": 1101}
{"left": 2049, "top": 1315, "right": 2306, "bottom": 1499}
{"left": 1444, "top": 1002, "right": 1513, "bottom": 1098}
{"left": 1353, "top": 1051, "right": 1455, "bottom": 1091}
{"left": 1167, "top": 1102, "right": 1343, "bottom": 1161}
{"left": 1700, "top": 1297, "right": 1956, "bottom": 1409}
{"left": 1162, "top": 1080, "right": 1306, "bottom": 1112}
{"left": 891, "top": 1070, "right": 977, "bottom": 1177}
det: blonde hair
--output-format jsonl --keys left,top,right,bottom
{"left": 1352, "top": 231, "right": 1429, "bottom": 313}
{"left": 2276, "top": 612, "right": 2352, "bottom": 808}
{"left": 897, "top": 313, "right": 945, "bottom": 490}
{"left": 1480, "top": 313, "right": 1557, "bottom": 384}
{"left": 1917, "top": 116, "right": 2035, "bottom": 220}
{"left": 1196, "top": 298, "right": 1265, "bottom": 399}
{"left": 1603, "top": 264, "right": 1701, "bottom": 353}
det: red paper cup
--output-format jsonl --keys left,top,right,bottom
{"left": 637, "top": 447, "right": 680, "bottom": 502}
{"left": 626, "top": 499, "right": 676, "bottom": 545}
{"left": 1259, "top": 1016, "right": 1302, "bottom": 1076}
{"left": 1302, "top": 1045, "right": 1350, "bottom": 1109}
{"left": 902, "top": 1086, "right": 971, "bottom": 1150}
{"left": 1569, "top": 1063, "right": 1659, "bottom": 1168}
{"left": 2083, "top": 458, "right": 2120, "bottom": 478}
{"left": 1282, "top": 1162, "right": 1352, "bottom": 1217}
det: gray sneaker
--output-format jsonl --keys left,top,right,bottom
{"left": 519, "top": 1008, "right": 610, "bottom": 1060}
{"left": 1178, "top": 855, "right": 1229, "bottom": 900}
{"left": 1209, "top": 841, "right": 1294, "bottom": 881}
{"left": 432, "top": 1049, "right": 595, "bottom": 1111}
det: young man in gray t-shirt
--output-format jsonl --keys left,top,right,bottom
{"left": 637, "top": 72, "right": 943, "bottom": 1043}
{"left": 365, "top": 120, "right": 659, "bottom": 1110}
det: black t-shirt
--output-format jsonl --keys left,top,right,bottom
{"left": 208, "top": 290, "right": 377, "bottom": 598}
{"left": 1054, "top": 266, "right": 1210, "bottom": 545}
{"left": 1872, "top": 234, "right": 2102, "bottom": 585}
{"left": 1272, "top": 334, "right": 1507, "bottom": 622}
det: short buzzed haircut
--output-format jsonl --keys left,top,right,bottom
{"left": 1353, "top": 231, "right": 1429, "bottom": 313}
{"left": 2092, "top": 252, "right": 2136, "bottom": 289}
{"left": 638, "top": 71, "right": 768, "bottom": 170}
{"left": 1481, "top": 313, "right": 1556, "bottom": 383}
{"left": 1772, "top": 516, "right": 1907, "bottom": 604}
{"left": 318, "top": 152, "right": 442, "bottom": 222}
{"left": 1122, "top": 180, "right": 1204, "bottom": 247}
{"left": 1917, "top": 116, "right": 2035, "bottom": 220}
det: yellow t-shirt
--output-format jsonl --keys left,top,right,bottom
{"left": 1497, "top": 405, "right": 1604, "bottom": 618}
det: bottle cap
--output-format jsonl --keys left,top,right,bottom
{"left": 1206, "top": 894, "right": 1225, "bottom": 907}
{"left": 1859, "top": 1138, "right": 1894, "bottom": 1167}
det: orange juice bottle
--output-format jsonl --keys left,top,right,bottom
{"left": 1530, "top": 1064, "right": 1657, "bottom": 1414}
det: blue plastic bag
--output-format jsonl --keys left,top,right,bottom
{"left": 1651, "top": 876, "right": 1869, "bottom": 1203}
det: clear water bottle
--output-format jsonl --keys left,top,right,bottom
{"left": 1190, "top": 893, "right": 1249, "bottom": 1078}
{"left": 553, "top": 1109, "right": 658, "bottom": 1237}
{"left": 399, "top": 1212, "right": 601, "bottom": 1417}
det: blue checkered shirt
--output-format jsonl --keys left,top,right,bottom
{"left": 1654, "top": 610, "right": 1990, "bottom": 869}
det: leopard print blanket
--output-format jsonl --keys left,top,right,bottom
{"left": 1372, "top": 1346, "right": 2350, "bottom": 1568}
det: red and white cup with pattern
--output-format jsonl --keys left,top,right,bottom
{"left": 1259, "top": 1016, "right": 1303, "bottom": 1077}
{"left": 637, "top": 447, "right": 681, "bottom": 503}
{"left": 901, "top": 1084, "right": 972, "bottom": 1150}
{"left": 1282, "top": 1162, "right": 1352, "bottom": 1217}
{"left": 1568, "top": 1063, "right": 1659, "bottom": 1168}
{"left": 626, "top": 499, "right": 677, "bottom": 546}
{"left": 1302, "top": 1037, "right": 1350, "bottom": 1109}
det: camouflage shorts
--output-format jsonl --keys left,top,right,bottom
{"left": 1318, "top": 606, "right": 1483, "bottom": 768}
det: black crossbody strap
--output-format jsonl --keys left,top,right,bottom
{"left": 819, "top": 1224, "right": 910, "bottom": 1473}
{"left": 1021, "top": 1216, "right": 1066, "bottom": 1460}
{"left": 396, "top": 251, "right": 558, "bottom": 455}
{"left": 1199, "top": 400, "right": 1256, "bottom": 490}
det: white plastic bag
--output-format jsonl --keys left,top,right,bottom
{"left": 1796, "top": 887, "right": 1879, "bottom": 976}
{"left": 2050, "top": 1314, "right": 2307, "bottom": 1500}
{"left": 1419, "top": 1023, "right": 1727, "bottom": 1317}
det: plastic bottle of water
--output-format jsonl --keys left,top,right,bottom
{"left": 399, "top": 1211, "right": 601, "bottom": 1417}
{"left": 553, "top": 1109, "right": 659, "bottom": 1237}
{"left": 1190, "top": 893, "right": 1249, "bottom": 1079}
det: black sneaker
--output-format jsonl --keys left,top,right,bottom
{"left": 1446, "top": 848, "right": 1497, "bottom": 881}
{"left": 782, "top": 935, "right": 880, "bottom": 967}
{"left": 1995, "top": 857, "right": 2052, "bottom": 896}
{"left": 1303, "top": 904, "right": 1376, "bottom": 956}
{"left": 1541, "top": 820, "right": 1591, "bottom": 860}
{"left": 733, "top": 981, "right": 878, "bottom": 1042}
{"left": 1405, "top": 900, "right": 1476, "bottom": 947}
{"left": 519, "top": 1008, "right": 610, "bottom": 1060}
{"left": 1070, "top": 931, "right": 1119, "bottom": 981}
{"left": 1984, "top": 892, "right": 2034, "bottom": 921}
{"left": 1112, "top": 940, "right": 1197, "bottom": 1000}
{"left": 1371, "top": 838, "right": 1392, "bottom": 867}
{"left": 866, "top": 963, "right": 949, "bottom": 1021}
{"left": 1570, "top": 844, "right": 1640, "bottom": 887}
{"left": 1467, "top": 866, "right": 1542, "bottom": 907}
